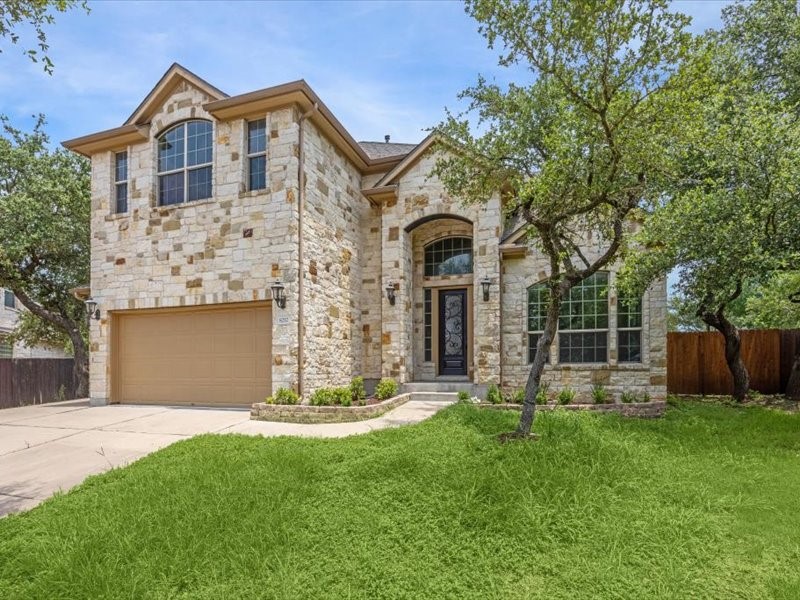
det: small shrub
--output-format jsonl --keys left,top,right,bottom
{"left": 349, "top": 376, "right": 366, "bottom": 405}
{"left": 508, "top": 388, "right": 525, "bottom": 405}
{"left": 639, "top": 391, "right": 651, "bottom": 403}
{"left": 536, "top": 382, "right": 550, "bottom": 405}
{"left": 591, "top": 384, "right": 609, "bottom": 404}
{"left": 310, "top": 387, "right": 352, "bottom": 406}
{"left": 486, "top": 383, "right": 503, "bottom": 404}
{"left": 557, "top": 387, "right": 576, "bottom": 405}
{"left": 457, "top": 390, "right": 471, "bottom": 402}
{"left": 309, "top": 387, "right": 334, "bottom": 406}
{"left": 266, "top": 387, "right": 300, "bottom": 405}
{"left": 375, "top": 378, "right": 399, "bottom": 401}
{"left": 333, "top": 387, "right": 352, "bottom": 407}
{"left": 621, "top": 390, "right": 637, "bottom": 404}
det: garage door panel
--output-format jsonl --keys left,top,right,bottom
{"left": 116, "top": 303, "right": 271, "bottom": 406}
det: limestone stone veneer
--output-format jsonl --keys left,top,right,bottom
{"left": 64, "top": 64, "right": 667, "bottom": 406}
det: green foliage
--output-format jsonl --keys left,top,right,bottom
{"left": 557, "top": 387, "right": 576, "bottom": 405}
{"left": 621, "top": 2, "right": 800, "bottom": 333}
{"left": 591, "top": 384, "right": 610, "bottom": 405}
{"left": 309, "top": 387, "right": 352, "bottom": 407}
{"left": 375, "top": 378, "right": 399, "bottom": 401}
{"left": 433, "top": 0, "right": 700, "bottom": 434}
{"left": 507, "top": 388, "right": 525, "bottom": 405}
{"left": 457, "top": 390, "right": 471, "bottom": 403}
{"left": 0, "top": 116, "right": 90, "bottom": 393}
{"left": 349, "top": 376, "right": 366, "bottom": 405}
{"left": 0, "top": 0, "right": 89, "bottom": 74}
{"left": 621, "top": 391, "right": 637, "bottom": 404}
{"left": 485, "top": 383, "right": 502, "bottom": 404}
{"left": 536, "top": 382, "right": 550, "bottom": 405}
{"left": 5, "top": 309, "right": 74, "bottom": 355}
{"left": 265, "top": 388, "right": 299, "bottom": 406}
{"left": 4, "top": 402, "right": 798, "bottom": 598}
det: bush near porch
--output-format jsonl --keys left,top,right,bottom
{"left": 1, "top": 400, "right": 799, "bottom": 598}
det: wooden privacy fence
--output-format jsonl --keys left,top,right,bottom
{"left": 0, "top": 359, "right": 77, "bottom": 409}
{"left": 668, "top": 329, "right": 800, "bottom": 396}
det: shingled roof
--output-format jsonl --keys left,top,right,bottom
{"left": 358, "top": 140, "right": 418, "bottom": 160}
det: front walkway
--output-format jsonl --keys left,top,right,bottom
{"left": 0, "top": 399, "right": 451, "bottom": 517}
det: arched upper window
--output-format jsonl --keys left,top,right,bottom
{"left": 157, "top": 120, "right": 213, "bottom": 206}
{"left": 424, "top": 237, "right": 473, "bottom": 276}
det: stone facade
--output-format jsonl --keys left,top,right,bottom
{"left": 75, "top": 68, "right": 667, "bottom": 405}
{"left": 87, "top": 81, "right": 301, "bottom": 403}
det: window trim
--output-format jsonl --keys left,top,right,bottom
{"left": 617, "top": 292, "right": 643, "bottom": 363}
{"left": 423, "top": 236, "right": 474, "bottom": 277}
{"left": 527, "top": 272, "right": 611, "bottom": 365}
{"left": 246, "top": 118, "right": 267, "bottom": 192}
{"left": 156, "top": 120, "right": 214, "bottom": 206}
{"left": 3, "top": 289, "right": 16, "bottom": 310}
{"left": 114, "top": 150, "right": 128, "bottom": 214}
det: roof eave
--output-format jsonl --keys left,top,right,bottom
{"left": 62, "top": 124, "right": 150, "bottom": 157}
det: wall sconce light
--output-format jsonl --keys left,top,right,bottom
{"left": 270, "top": 280, "right": 287, "bottom": 309}
{"left": 480, "top": 277, "right": 492, "bottom": 302}
{"left": 385, "top": 281, "right": 396, "bottom": 306}
{"left": 85, "top": 297, "right": 100, "bottom": 320}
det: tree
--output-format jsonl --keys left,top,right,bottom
{"left": 0, "top": 0, "right": 88, "bottom": 74}
{"left": 432, "top": 0, "right": 698, "bottom": 435}
{"left": 0, "top": 116, "right": 90, "bottom": 396}
{"left": 721, "top": 0, "right": 800, "bottom": 107}
{"left": 622, "top": 2, "right": 800, "bottom": 402}
{"left": 667, "top": 273, "right": 800, "bottom": 332}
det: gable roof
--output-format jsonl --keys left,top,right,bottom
{"left": 125, "top": 63, "right": 228, "bottom": 126}
{"left": 358, "top": 141, "right": 418, "bottom": 160}
{"left": 373, "top": 134, "right": 438, "bottom": 187}
{"left": 62, "top": 64, "right": 421, "bottom": 174}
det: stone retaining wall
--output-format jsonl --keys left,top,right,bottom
{"left": 479, "top": 401, "right": 666, "bottom": 418}
{"left": 251, "top": 393, "right": 410, "bottom": 424}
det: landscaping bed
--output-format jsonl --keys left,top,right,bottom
{"left": 251, "top": 393, "right": 409, "bottom": 424}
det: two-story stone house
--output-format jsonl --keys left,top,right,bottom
{"left": 64, "top": 64, "right": 666, "bottom": 407}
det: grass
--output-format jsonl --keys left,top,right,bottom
{"left": 1, "top": 400, "right": 799, "bottom": 599}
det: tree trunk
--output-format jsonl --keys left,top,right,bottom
{"left": 786, "top": 351, "right": 800, "bottom": 401}
{"left": 700, "top": 309, "right": 749, "bottom": 402}
{"left": 67, "top": 326, "right": 89, "bottom": 398}
{"left": 517, "top": 287, "right": 564, "bottom": 435}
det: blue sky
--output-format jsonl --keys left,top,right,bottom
{"left": 2, "top": 0, "right": 731, "bottom": 146}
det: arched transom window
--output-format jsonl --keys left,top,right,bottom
{"left": 157, "top": 120, "right": 213, "bottom": 205}
{"left": 424, "top": 237, "right": 473, "bottom": 276}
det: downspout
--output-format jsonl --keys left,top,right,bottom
{"left": 297, "top": 102, "right": 318, "bottom": 398}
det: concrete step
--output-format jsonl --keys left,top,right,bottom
{"left": 403, "top": 382, "right": 478, "bottom": 394}
{"left": 407, "top": 392, "right": 460, "bottom": 403}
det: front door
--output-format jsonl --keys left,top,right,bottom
{"left": 438, "top": 289, "right": 468, "bottom": 376}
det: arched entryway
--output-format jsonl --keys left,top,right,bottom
{"left": 409, "top": 216, "right": 475, "bottom": 381}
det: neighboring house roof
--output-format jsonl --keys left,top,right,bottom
{"left": 358, "top": 141, "right": 418, "bottom": 160}
{"left": 63, "top": 63, "right": 421, "bottom": 176}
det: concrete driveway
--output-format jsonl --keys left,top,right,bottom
{"left": 0, "top": 399, "right": 449, "bottom": 517}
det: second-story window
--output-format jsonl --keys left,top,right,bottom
{"left": 157, "top": 120, "right": 213, "bottom": 206}
{"left": 114, "top": 151, "right": 128, "bottom": 213}
{"left": 247, "top": 118, "right": 267, "bottom": 191}
{"left": 3, "top": 289, "right": 15, "bottom": 309}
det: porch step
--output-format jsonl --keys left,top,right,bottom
{"left": 403, "top": 382, "right": 478, "bottom": 395}
{"left": 408, "top": 391, "right": 461, "bottom": 403}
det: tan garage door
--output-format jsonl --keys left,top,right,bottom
{"left": 115, "top": 302, "right": 271, "bottom": 406}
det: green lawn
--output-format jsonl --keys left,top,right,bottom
{"left": 1, "top": 401, "right": 799, "bottom": 599}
